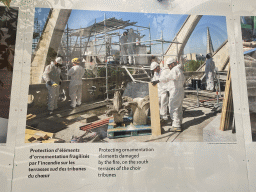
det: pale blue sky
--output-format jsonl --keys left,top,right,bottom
{"left": 35, "top": 8, "right": 228, "bottom": 55}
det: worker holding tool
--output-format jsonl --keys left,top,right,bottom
{"left": 151, "top": 61, "right": 168, "bottom": 121}
{"left": 159, "top": 57, "right": 185, "bottom": 131}
{"left": 205, "top": 53, "right": 216, "bottom": 91}
{"left": 127, "top": 28, "right": 145, "bottom": 65}
{"left": 120, "top": 31, "right": 128, "bottom": 65}
{"left": 42, "top": 57, "right": 63, "bottom": 115}
{"left": 67, "top": 58, "right": 85, "bottom": 109}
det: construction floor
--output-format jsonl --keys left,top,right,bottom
{"left": 25, "top": 91, "right": 236, "bottom": 143}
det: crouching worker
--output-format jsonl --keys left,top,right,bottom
{"left": 42, "top": 57, "right": 63, "bottom": 115}
{"left": 67, "top": 58, "right": 85, "bottom": 109}
{"left": 160, "top": 57, "right": 185, "bottom": 131}
{"left": 151, "top": 61, "right": 168, "bottom": 121}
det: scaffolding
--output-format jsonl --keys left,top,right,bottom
{"left": 58, "top": 14, "right": 181, "bottom": 99}
{"left": 32, "top": 17, "right": 42, "bottom": 53}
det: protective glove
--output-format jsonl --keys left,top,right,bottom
{"left": 151, "top": 80, "right": 159, "bottom": 86}
{"left": 59, "top": 81, "right": 62, "bottom": 86}
{"left": 52, "top": 83, "right": 59, "bottom": 87}
{"left": 47, "top": 81, "right": 52, "bottom": 86}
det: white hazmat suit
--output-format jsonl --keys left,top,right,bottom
{"left": 120, "top": 33, "right": 128, "bottom": 64}
{"left": 151, "top": 62, "right": 168, "bottom": 120}
{"left": 67, "top": 64, "right": 85, "bottom": 107}
{"left": 127, "top": 28, "right": 144, "bottom": 65}
{"left": 160, "top": 64, "right": 185, "bottom": 128}
{"left": 42, "top": 61, "right": 62, "bottom": 111}
{"left": 205, "top": 57, "right": 215, "bottom": 91}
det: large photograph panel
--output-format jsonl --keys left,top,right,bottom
{"left": 0, "top": 6, "right": 18, "bottom": 143}
{"left": 25, "top": 8, "right": 235, "bottom": 143}
{"left": 240, "top": 16, "right": 256, "bottom": 141}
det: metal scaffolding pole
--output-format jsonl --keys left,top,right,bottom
{"left": 104, "top": 13, "right": 109, "bottom": 100}
{"left": 59, "top": 16, "right": 183, "bottom": 98}
{"left": 121, "top": 38, "right": 181, "bottom": 45}
{"left": 149, "top": 23, "right": 151, "bottom": 54}
{"left": 94, "top": 19, "right": 98, "bottom": 78}
{"left": 80, "top": 31, "right": 82, "bottom": 58}
{"left": 161, "top": 30, "right": 164, "bottom": 66}
{"left": 119, "top": 30, "right": 121, "bottom": 65}
{"left": 176, "top": 37, "right": 178, "bottom": 62}
{"left": 66, "top": 24, "right": 69, "bottom": 80}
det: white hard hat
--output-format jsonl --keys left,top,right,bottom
{"left": 166, "top": 57, "right": 176, "bottom": 65}
{"left": 55, "top": 57, "right": 63, "bottom": 64}
{"left": 150, "top": 62, "right": 160, "bottom": 70}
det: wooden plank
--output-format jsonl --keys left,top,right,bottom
{"left": 80, "top": 118, "right": 111, "bottom": 131}
{"left": 148, "top": 82, "right": 161, "bottom": 136}
{"left": 220, "top": 64, "right": 232, "bottom": 131}
{"left": 26, "top": 114, "right": 36, "bottom": 120}
{"left": 220, "top": 67, "right": 229, "bottom": 130}
{"left": 226, "top": 71, "right": 233, "bottom": 129}
{"left": 25, "top": 134, "right": 52, "bottom": 143}
{"left": 25, "top": 134, "right": 41, "bottom": 142}
{"left": 226, "top": 85, "right": 234, "bottom": 130}
{"left": 42, "top": 139, "right": 65, "bottom": 143}
{"left": 224, "top": 85, "right": 231, "bottom": 129}
{"left": 224, "top": 89, "right": 231, "bottom": 130}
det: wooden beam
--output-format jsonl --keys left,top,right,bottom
{"left": 148, "top": 83, "right": 161, "bottom": 136}
{"left": 220, "top": 64, "right": 233, "bottom": 131}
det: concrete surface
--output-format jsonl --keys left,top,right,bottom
{"left": 54, "top": 121, "right": 86, "bottom": 142}
{"left": 203, "top": 114, "right": 236, "bottom": 142}
{"left": 26, "top": 98, "right": 235, "bottom": 143}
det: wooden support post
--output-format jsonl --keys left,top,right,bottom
{"left": 148, "top": 82, "right": 161, "bottom": 136}
{"left": 220, "top": 64, "right": 233, "bottom": 131}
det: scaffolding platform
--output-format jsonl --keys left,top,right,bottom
{"left": 107, "top": 117, "right": 152, "bottom": 139}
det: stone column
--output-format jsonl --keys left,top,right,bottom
{"left": 30, "top": 9, "right": 71, "bottom": 84}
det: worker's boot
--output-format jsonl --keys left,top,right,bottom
{"left": 172, "top": 119, "right": 182, "bottom": 132}
{"left": 69, "top": 105, "right": 76, "bottom": 110}
{"left": 163, "top": 116, "right": 168, "bottom": 121}
{"left": 48, "top": 110, "right": 53, "bottom": 115}
{"left": 173, "top": 127, "right": 182, "bottom": 132}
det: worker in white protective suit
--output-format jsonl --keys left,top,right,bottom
{"left": 42, "top": 57, "right": 63, "bottom": 115}
{"left": 160, "top": 57, "right": 185, "bottom": 131}
{"left": 151, "top": 62, "right": 168, "bottom": 120}
{"left": 67, "top": 58, "right": 85, "bottom": 108}
{"left": 149, "top": 56, "right": 159, "bottom": 78}
{"left": 127, "top": 28, "right": 145, "bottom": 65}
{"left": 120, "top": 31, "right": 128, "bottom": 65}
{"left": 205, "top": 53, "right": 215, "bottom": 91}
